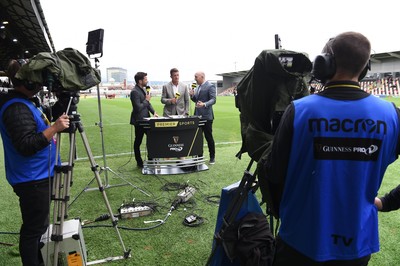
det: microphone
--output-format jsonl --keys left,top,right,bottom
{"left": 175, "top": 92, "right": 181, "bottom": 98}
{"left": 191, "top": 83, "right": 197, "bottom": 90}
{"left": 146, "top": 86, "right": 151, "bottom": 95}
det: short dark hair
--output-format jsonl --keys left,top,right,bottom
{"left": 7, "top": 59, "right": 24, "bottom": 87}
{"left": 170, "top": 68, "right": 179, "bottom": 76}
{"left": 328, "top": 32, "right": 371, "bottom": 77}
{"left": 134, "top": 72, "right": 147, "bottom": 84}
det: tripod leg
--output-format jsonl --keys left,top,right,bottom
{"left": 50, "top": 132, "right": 63, "bottom": 265}
{"left": 105, "top": 167, "right": 150, "bottom": 196}
{"left": 68, "top": 176, "right": 97, "bottom": 207}
{"left": 50, "top": 131, "right": 77, "bottom": 265}
{"left": 77, "top": 122, "right": 130, "bottom": 258}
{"left": 88, "top": 82, "right": 147, "bottom": 194}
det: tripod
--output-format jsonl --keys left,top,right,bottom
{"left": 77, "top": 57, "right": 149, "bottom": 197}
{"left": 49, "top": 107, "right": 131, "bottom": 265}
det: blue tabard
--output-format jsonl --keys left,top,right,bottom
{"left": 0, "top": 98, "right": 57, "bottom": 186}
{"left": 279, "top": 94, "right": 399, "bottom": 261}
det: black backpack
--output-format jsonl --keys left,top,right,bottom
{"left": 222, "top": 212, "right": 275, "bottom": 266}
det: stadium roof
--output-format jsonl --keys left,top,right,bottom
{"left": 217, "top": 51, "right": 400, "bottom": 78}
{"left": 216, "top": 70, "right": 249, "bottom": 78}
{"left": 0, "top": 0, "right": 55, "bottom": 74}
{"left": 371, "top": 51, "right": 400, "bottom": 62}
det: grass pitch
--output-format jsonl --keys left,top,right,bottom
{"left": 0, "top": 96, "right": 399, "bottom": 265}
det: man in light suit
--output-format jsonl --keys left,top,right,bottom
{"left": 161, "top": 68, "right": 189, "bottom": 117}
{"left": 130, "top": 72, "right": 158, "bottom": 168}
{"left": 190, "top": 71, "right": 216, "bottom": 164}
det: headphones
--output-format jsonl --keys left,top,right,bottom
{"left": 15, "top": 59, "right": 38, "bottom": 91}
{"left": 311, "top": 38, "right": 371, "bottom": 83}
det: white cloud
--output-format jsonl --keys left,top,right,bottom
{"left": 40, "top": 0, "right": 400, "bottom": 81}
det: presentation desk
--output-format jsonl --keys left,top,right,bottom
{"left": 138, "top": 116, "right": 209, "bottom": 175}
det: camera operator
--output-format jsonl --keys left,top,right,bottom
{"left": 1, "top": 59, "right": 70, "bottom": 266}
{"left": 263, "top": 32, "right": 400, "bottom": 265}
{"left": 375, "top": 186, "right": 400, "bottom": 211}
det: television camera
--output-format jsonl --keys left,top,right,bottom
{"left": 15, "top": 48, "right": 100, "bottom": 122}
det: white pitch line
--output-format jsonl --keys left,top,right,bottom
{"left": 74, "top": 141, "right": 242, "bottom": 161}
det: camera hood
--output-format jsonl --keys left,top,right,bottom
{"left": 15, "top": 48, "right": 100, "bottom": 92}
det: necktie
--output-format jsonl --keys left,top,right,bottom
{"left": 196, "top": 85, "right": 201, "bottom": 97}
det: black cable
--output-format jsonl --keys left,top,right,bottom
{"left": 161, "top": 182, "right": 187, "bottom": 192}
{"left": 180, "top": 199, "right": 197, "bottom": 210}
{"left": 0, "top": 231, "right": 19, "bottom": 235}
{"left": 82, "top": 223, "right": 164, "bottom": 231}
{"left": 0, "top": 231, "right": 19, "bottom": 247}
{"left": 205, "top": 195, "right": 221, "bottom": 204}
{"left": 0, "top": 241, "right": 15, "bottom": 246}
{"left": 84, "top": 204, "right": 175, "bottom": 231}
{"left": 153, "top": 173, "right": 169, "bottom": 184}
{"left": 117, "top": 125, "right": 134, "bottom": 171}
{"left": 182, "top": 214, "right": 205, "bottom": 227}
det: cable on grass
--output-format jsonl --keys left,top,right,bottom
{"left": 161, "top": 182, "right": 187, "bottom": 191}
{"left": 205, "top": 195, "right": 221, "bottom": 204}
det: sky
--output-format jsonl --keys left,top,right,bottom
{"left": 40, "top": 0, "right": 400, "bottom": 83}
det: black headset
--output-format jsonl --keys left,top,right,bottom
{"left": 15, "top": 59, "right": 38, "bottom": 91}
{"left": 311, "top": 39, "right": 371, "bottom": 83}
{"left": 311, "top": 53, "right": 336, "bottom": 83}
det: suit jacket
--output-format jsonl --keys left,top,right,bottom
{"left": 190, "top": 81, "right": 216, "bottom": 120}
{"left": 161, "top": 82, "right": 189, "bottom": 116}
{"left": 130, "top": 85, "right": 155, "bottom": 125}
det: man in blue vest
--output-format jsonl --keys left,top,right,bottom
{"left": 1, "top": 59, "right": 70, "bottom": 266}
{"left": 264, "top": 32, "right": 400, "bottom": 265}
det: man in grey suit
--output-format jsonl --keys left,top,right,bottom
{"left": 130, "top": 72, "right": 158, "bottom": 168}
{"left": 161, "top": 68, "right": 189, "bottom": 117}
{"left": 190, "top": 71, "right": 216, "bottom": 164}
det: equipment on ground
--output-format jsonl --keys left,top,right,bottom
{"left": 177, "top": 186, "right": 196, "bottom": 203}
{"left": 207, "top": 160, "right": 274, "bottom": 265}
{"left": 46, "top": 92, "right": 131, "bottom": 265}
{"left": 41, "top": 219, "right": 87, "bottom": 266}
{"left": 118, "top": 204, "right": 153, "bottom": 219}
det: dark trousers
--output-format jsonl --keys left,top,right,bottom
{"left": 203, "top": 120, "right": 215, "bottom": 158}
{"left": 273, "top": 236, "right": 371, "bottom": 266}
{"left": 13, "top": 178, "right": 51, "bottom": 266}
{"left": 134, "top": 124, "right": 147, "bottom": 165}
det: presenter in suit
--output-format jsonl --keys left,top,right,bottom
{"left": 130, "top": 72, "right": 158, "bottom": 168}
{"left": 190, "top": 71, "right": 216, "bottom": 164}
{"left": 161, "top": 68, "right": 189, "bottom": 117}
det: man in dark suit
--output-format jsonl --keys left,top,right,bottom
{"left": 190, "top": 71, "right": 216, "bottom": 164}
{"left": 130, "top": 72, "right": 158, "bottom": 168}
